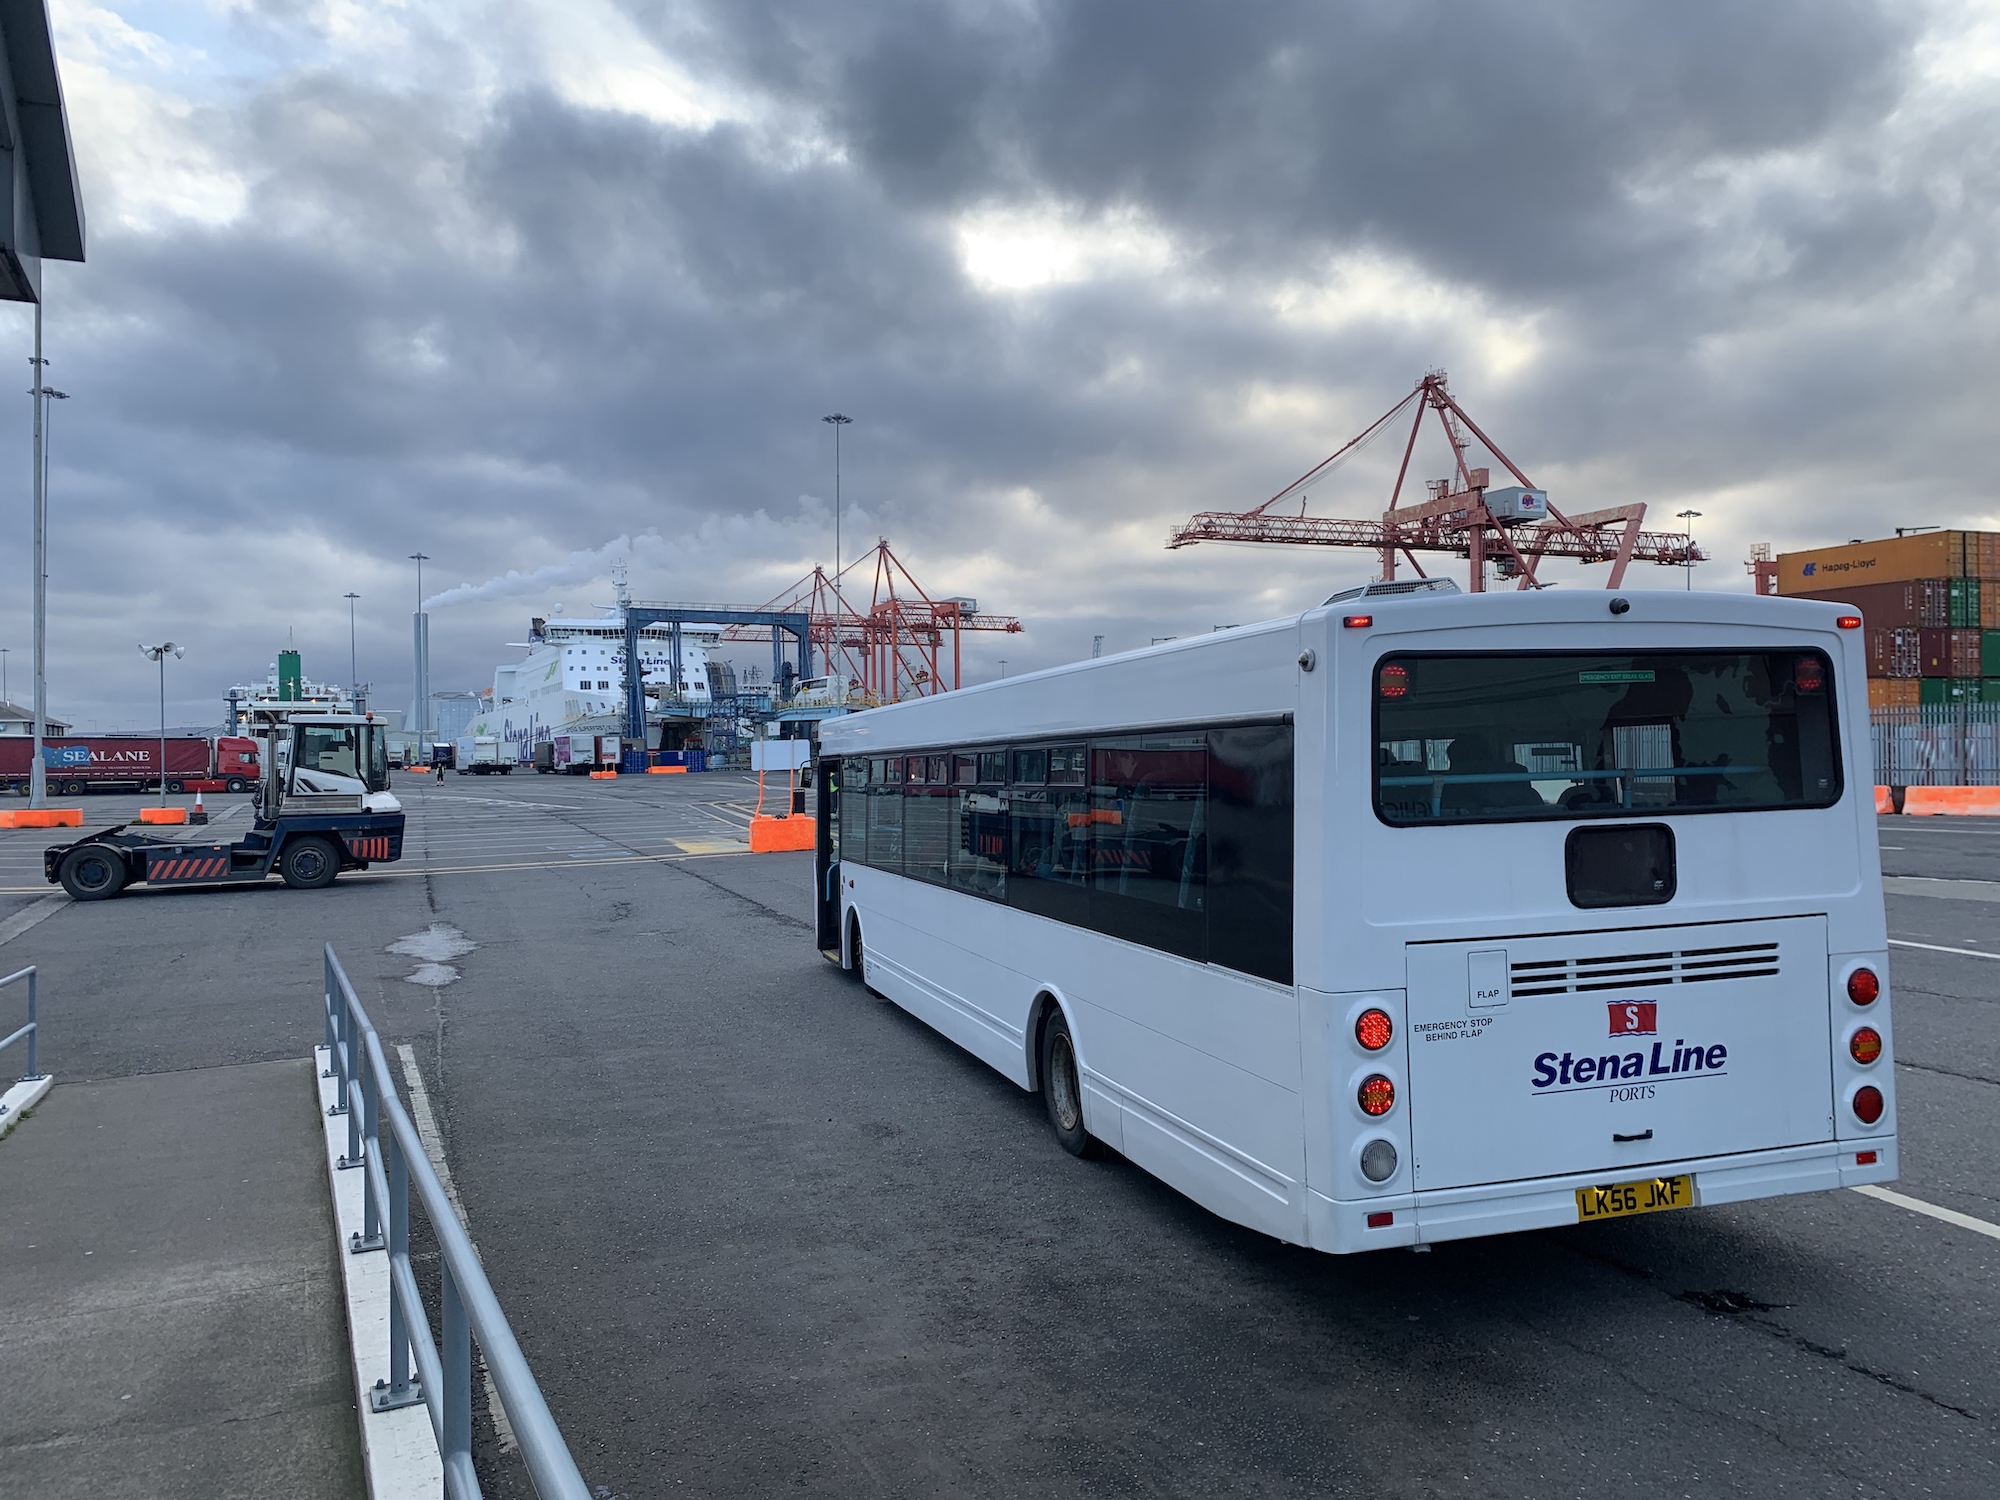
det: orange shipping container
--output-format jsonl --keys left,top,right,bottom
{"left": 1869, "top": 677, "right": 1921, "bottom": 709}
{"left": 1981, "top": 531, "right": 2000, "bottom": 581}
{"left": 1777, "top": 531, "right": 1974, "bottom": 593}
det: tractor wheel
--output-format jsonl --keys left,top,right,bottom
{"left": 278, "top": 837, "right": 340, "bottom": 890}
{"left": 60, "top": 846, "right": 128, "bottom": 901}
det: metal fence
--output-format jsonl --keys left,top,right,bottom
{"left": 1871, "top": 704, "right": 2000, "bottom": 787}
{"left": 0, "top": 966, "right": 43, "bottom": 1116}
{"left": 321, "top": 945, "right": 589, "bottom": 1500}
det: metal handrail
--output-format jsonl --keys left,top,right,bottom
{"left": 321, "top": 945, "right": 589, "bottom": 1499}
{"left": 0, "top": 965, "right": 43, "bottom": 1093}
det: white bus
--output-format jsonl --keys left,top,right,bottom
{"left": 811, "top": 582, "right": 1895, "bottom": 1252}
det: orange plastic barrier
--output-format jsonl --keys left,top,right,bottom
{"left": 588, "top": 769, "right": 618, "bottom": 780}
{"left": 1902, "top": 786, "right": 2000, "bottom": 817}
{"left": 647, "top": 766, "right": 688, "bottom": 774}
{"left": 137, "top": 807, "right": 188, "bottom": 825}
{"left": 1874, "top": 786, "right": 1894, "bottom": 815}
{"left": 0, "top": 808, "right": 83, "bottom": 829}
{"left": 749, "top": 815, "right": 814, "bottom": 853}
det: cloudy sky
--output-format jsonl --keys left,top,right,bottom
{"left": 6, "top": 0, "right": 2000, "bottom": 729}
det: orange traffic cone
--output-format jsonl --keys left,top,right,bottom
{"left": 191, "top": 789, "right": 209, "bottom": 825}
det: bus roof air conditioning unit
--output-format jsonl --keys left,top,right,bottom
{"left": 1324, "top": 579, "right": 1463, "bottom": 606}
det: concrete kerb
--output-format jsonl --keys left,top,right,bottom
{"left": 315, "top": 1044, "right": 445, "bottom": 1499}
{"left": 0, "top": 1073, "right": 51, "bottom": 1140}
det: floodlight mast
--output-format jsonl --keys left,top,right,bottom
{"left": 1166, "top": 372, "right": 1704, "bottom": 590}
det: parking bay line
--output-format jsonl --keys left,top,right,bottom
{"left": 1889, "top": 938, "right": 2000, "bottom": 960}
{"left": 1851, "top": 1185, "right": 2000, "bottom": 1243}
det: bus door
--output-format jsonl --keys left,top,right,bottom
{"left": 815, "top": 757, "right": 841, "bottom": 957}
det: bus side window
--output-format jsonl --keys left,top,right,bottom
{"left": 867, "top": 757, "right": 904, "bottom": 872}
{"left": 1006, "top": 747, "right": 1088, "bottom": 925}
{"left": 904, "top": 756, "right": 952, "bottom": 885}
{"left": 1087, "top": 735, "right": 1207, "bottom": 964}
{"left": 1207, "top": 724, "right": 1294, "bottom": 985}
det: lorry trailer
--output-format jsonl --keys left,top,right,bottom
{"left": 43, "top": 715, "right": 402, "bottom": 900}
{"left": 3, "top": 735, "right": 260, "bottom": 796}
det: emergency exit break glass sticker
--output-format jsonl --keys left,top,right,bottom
{"left": 1578, "top": 670, "right": 1656, "bottom": 683}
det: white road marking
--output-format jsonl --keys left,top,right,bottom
{"left": 0, "top": 893, "right": 66, "bottom": 947}
{"left": 1889, "top": 938, "right": 2000, "bottom": 961}
{"left": 1882, "top": 876, "right": 2000, "bottom": 903}
{"left": 1851, "top": 1185, "right": 2000, "bottom": 1242}
{"left": 395, "top": 1043, "right": 519, "bottom": 1454}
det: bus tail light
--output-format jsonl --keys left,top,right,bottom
{"left": 1366, "top": 1211, "right": 1394, "bottom": 1228}
{"left": 1355, "top": 1008, "right": 1394, "bottom": 1051}
{"left": 1358, "top": 1074, "right": 1396, "bottom": 1116}
{"left": 1852, "top": 1085, "right": 1885, "bottom": 1126}
{"left": 1837, "top": 615, "right": 1862, "bottom": 629}
{"left": 1856, "top": 1150, "right": 1878, "bottom": 1166}
{"left": 1847, "top": 968, "right": 1880, "bottom": 1005}
{"left": 1849, "top": 1027, "right": 1882, "bottom": 1065}
{"left": 1359, "top": 1138, "right": 1398, "bottom": 1182}
{"left": 1343, "top": 615, "right": 1373, "bottom": 629}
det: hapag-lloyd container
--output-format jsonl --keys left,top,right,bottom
{"left": 1778, "top": 532, "right": 1979, "bottom": 594}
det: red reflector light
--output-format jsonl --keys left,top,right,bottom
{"left": 1378, "top": 663, "right": 1410, "bottom": 699}
{"left": 1847, "top": 968, "right": 1880, "bottom": 1005}
{"left": 1366, "top": 1211, "right": 1394, "bottom": 1228}
{"left": 1837, "top": 615, "right": 1862, "bottom": 629}
{"left": 1856, "top": 1150, "right": 1878, "bottom": 1166}
{"left": 1357, "top": 1074, "right": 1396, "bottom": 1116}
{"left": 1343, "top": 614, "right": 1373, "bottom": 629}
{"left": 1794, "top": 655, "right": 1826, "bottom": 693}
{"left": 1849, "top": 1026, "right": 1883, "bottom": 1065}
{"left": 1853, "top": 1085, "right": 1885, "bottom": 1125}
{"left": 1355, "top": 1008, "right": 1394, "bottom": 1051}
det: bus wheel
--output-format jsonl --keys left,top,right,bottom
{"left": 1039, "top": 1009, "right": 1098, "bottom": 1158}
{"left": 279, "top": 837, "right": 339, "bottom": 890}
{"left": 60, "top": 846, "right": 128, "bottom": 901}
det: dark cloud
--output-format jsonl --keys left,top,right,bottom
{"left": 0, "top": 0, "right": 1985, "bottom": 729}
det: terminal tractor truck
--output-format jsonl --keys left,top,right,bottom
{"left": 42, "top": 713, "right": 405, "bottom": 900}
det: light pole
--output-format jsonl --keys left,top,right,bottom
{"left": 1677, "top": 510, "right": 1703, "bottom": 591}
{"left": 822, "top": 414, "right": 851, "bottom": 600}
{"left": 409, "top": 553, "right": 430, "bottom": 743}
{"left": 344, "top": 592, "right": 361, "bottom": 708}
{"left": 140, "top": 642, "right": 183, "bottom": 805}
{"left": 998, "top": 659, "right": 1008, "bottom": 680}
{"left": 2, "top": 647, "right": 8, "bottom": 705}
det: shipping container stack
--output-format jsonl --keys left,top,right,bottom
{"left": 1776, "top": 530, "right": 2000, "bottom": 708}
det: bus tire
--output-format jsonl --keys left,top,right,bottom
{"left": 279, "top": 837, "right": 339, "bottom": 890}
{"left": 847, "top": 914, "right": 879, "bottom": 994}
{"left": 1038, "top": 1008, "right": 1098, "bottom": 1158}
{"left": 60, "top": 846, "right": 128, "bottom": 901}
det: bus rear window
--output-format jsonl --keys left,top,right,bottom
{"left": 1373, "top": 650, "right": 1841, "bottom": 825}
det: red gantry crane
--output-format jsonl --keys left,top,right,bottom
{"left": 1167, "top": 371, "right": 1704, "bottom": 589}
{"left": 731, "top": 538, "right": 1023, "bottom": 704}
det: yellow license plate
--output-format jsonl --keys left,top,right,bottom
{"left": 1575, "top": 1174, "right": 1693, "bottom": 1222}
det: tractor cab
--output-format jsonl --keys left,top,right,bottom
{"left": 255, "top": 713, "right": 401, "bottom": 821}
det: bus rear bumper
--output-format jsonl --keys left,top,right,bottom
{"left": 1308, "top": 1137, "right": 1898, "bottom": 1253}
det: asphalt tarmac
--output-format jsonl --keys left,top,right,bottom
{"left": 2, "top": 780, "right": 1993, "bottom": 1498}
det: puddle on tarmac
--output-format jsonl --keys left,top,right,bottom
{"left": 389, "top": 923, "right": 477, "bottom": 987}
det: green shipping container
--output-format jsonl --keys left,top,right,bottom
{"left": 1950, "top": 577, "right": 1982, "bottom": 627}
{"left": 1919, "top": 677, "right": 1983, "bottom": 705}
{"left": 1984, "top": 630, "right": 2000, "bottom": 677}
{"left": 1985, "top": 678, "right": 2000, "bottom": 703}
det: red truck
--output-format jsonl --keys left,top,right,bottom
{"left": 1, "top": 735, "right": 261, "bottom": 796}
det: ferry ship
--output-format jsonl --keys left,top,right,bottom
{"left": 463, "top": 588, "right": 719, "bottom": 761}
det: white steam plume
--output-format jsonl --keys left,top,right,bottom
{"left": 424, "top": 532, "right": 669, "bottom": 609}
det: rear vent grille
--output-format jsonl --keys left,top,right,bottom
{"left": 1510, "top": 942, "right": 1779, "bottom": 996}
